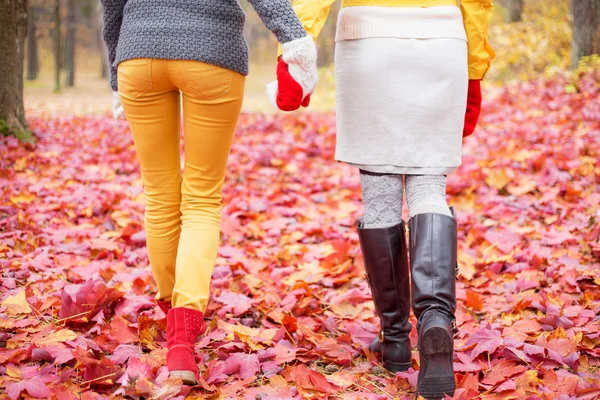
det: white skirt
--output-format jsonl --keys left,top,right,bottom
{"left": 334, "top": 6, "right": 469, "bottom": 175}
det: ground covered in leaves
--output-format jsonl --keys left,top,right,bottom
{"left": 1, "top": 69, "right": 600, "bottom": 400}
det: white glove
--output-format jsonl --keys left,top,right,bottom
{"left": 266, "top": 36, "right": 319, "bottom": 111}
{"left": 112, "top": 91, "right": 125, "bottom": 120}
{"left": 266, "top": 81, "right": 279, "bottom": 109}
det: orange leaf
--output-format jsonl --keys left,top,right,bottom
{"left": 465, "top": 290, "right": 483, "bottom": 311}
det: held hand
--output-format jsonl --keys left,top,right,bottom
{"left": 463, "top": 80, "right": 482, "bottom": 138}
{"left": 112, "top": 91, "right": 126, "bottom": 120}
{"left": 266, "top": 36, "right": 318, "bottom": 112}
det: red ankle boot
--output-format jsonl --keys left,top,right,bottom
{"left": 156, "top": 300, "right": 172, "bottom": 315}
{"left": 166, "top": 307, "right": 206, "bottom": 385}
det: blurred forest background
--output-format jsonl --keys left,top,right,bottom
{"left": 15, "top": 0, "right": 600, "bottom": 113}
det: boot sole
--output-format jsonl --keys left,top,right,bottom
{"left": 417, "top": 327, "right": 455, "bottom": 400}
{"left": 170, "top": 370, "right": 198, "bottom": 385}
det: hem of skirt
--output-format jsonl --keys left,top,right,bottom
{"left": 344, "top": 162, "right": 458, "bottom": 175}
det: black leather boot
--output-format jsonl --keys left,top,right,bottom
{"left": 409, "top": 212, "right": 458, "bottom": 400}
{"left": 358, "top": 221, "right": 412, "bottom": 373}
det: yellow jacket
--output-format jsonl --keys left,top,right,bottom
{"left": 287, "top": 0, "right": 495, "bottom": 79}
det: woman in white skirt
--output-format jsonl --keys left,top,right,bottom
{"left": 284, "top": 1, "right": 495, "bottom": 398}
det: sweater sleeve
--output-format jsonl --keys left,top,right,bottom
{"left": 276, "top": 0, "right": 338, "bottom": 57}
{"left": 247, "top": 0, "right": 309, "bottom": 44}
{"left": 100, "top": 0, "right": 127, "bottom": 91}
{"left": 289, "top": 0, "right": 338, "bottom": 41}
{"left": 460, "top": 0, "right": 496, "bottom": 80}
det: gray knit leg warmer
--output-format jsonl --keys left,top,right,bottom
{"left": 405, "top": 175, "right": 452, "bottom": 218}
{"left": 359, "top": 172, "right": 404, "bottom": 229}
{"left": 360, "top": 173, "right": 451, "bottom": 227}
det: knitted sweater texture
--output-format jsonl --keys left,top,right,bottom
{"left": 101, "top": 0, "right": 307, "bottom": 91}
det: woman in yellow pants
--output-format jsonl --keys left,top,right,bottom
{"left": 101, "top": 0, "right": 318, "bottom": 384}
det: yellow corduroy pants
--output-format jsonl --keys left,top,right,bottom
{"left": 118, "top": 59, "right": 245, "bottom": 312}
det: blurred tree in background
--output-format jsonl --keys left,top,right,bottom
{"left": 241, "top": 1, "right": 340, "bottom": 66}
{"left": 26, "top": 3, "right": 39, "bottom": 80}
{"left": 1, "top": 0, "right": 597, "bottom": 136}
{"left": 22, "top": 0, "right": 102, "bottom": 89}
{"left": 0, "top": 0, "right": 29, "bottom": 139}
{"left": 571, "top": 0, "right": 600, "bottom": 68}
{"left": 505, "top": 0, "right": 524, "bottom": 22}
{"left": 489, "top": 0, "right": 572, "bottom": 81}
{"left": 21, "top": 0, "right": 595, "bottom": 88}
{"left": 63, "top": 0, "right": 76, "bottom": 87}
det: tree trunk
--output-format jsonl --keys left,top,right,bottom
{"left": 64, "top": 0, "right": 76, "bottom": 86}
{"left": 506, "top": 0, "right": 524, "bottom": 22}
{"left": 95, "top": 1, "right": 109, "bottom": 79}
{"left": 571, "top": 0, "right": 600, "bottom": 68}
{"left": 26, "top": 5, "right": 39, "bottom": 80}
{"left": 317, "top": 2, "right": 340, "bottom": 67}
{"left": 0, "top": 0, "right": 29, "bottom": 137}
{"left": 53, "top": 0, "right": 61, "bottom": 92}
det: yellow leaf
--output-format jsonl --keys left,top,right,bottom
{"left": 0, "top": 319, "right": 15, "bottom": 330}
{"left": 458, "top": 252, "right": 476, "bottom": 280}
{"left": 270, "top": 375, "right": 288, "bottom": 389}
{"left": 216, "top": 319, "right": 237, "bottom": 341}
{"left": 6, "top": 364, "right": 21, "bottom": 378}
{"left": 330, "top": 302, "right": 363, "bottom": 318}
{"left": 232, "top": 324, "right": 260, "bottom": 338}
{"left": 512, "top": 150, "right": 537, "bottom": 163}
{"left": 14, "top": 157, "right": 28, "bottom": 172}
{"left": 241, "top": 274, "right": 262, "bottom": 291}
{"left": 452, "top": 192, "right": 476, "bottom": 211}
{"left": 10, "top": 193, "right": 36, "bottom": 204}
{"left": 110, "top": 210, "right": 133, "bottom": 228}
{"left": 548, "top": 326, "right": 568, "bottom": 341}
{"left": 232, "top": 324, "right": 264, "bottom": 350}
{"left": 284, "top": 269, "right": 320, "bottom": 286}
{"left": 579, "top": 354, "right": 590, "bottom": 372}
{"left": 507, "top": 180, "right": 537, "bottom": 196}
{"left": 285, "top": 163, "right": 299, "bottom": 173}
{"left": 261, "top": 329, "right": 279, "bottom": 344}
{"left": 1, "top": 291, "right": 32, "bottom": 315}
{"left": 572, "top": 331, "right": 584, "bottom": 345}
{"left": 485, "top": 169, "right": 511, "bottom": 190}
{"left": 90, "top": 238, "right": 119, "bottom": 251}
{"left": 581, "top": 335, "right": 600, "bottom": 350}
{"left": 34, "top": 329, "right": 78, "bottom": 346}
{"left": 516, "top": 369, "right": 543, "bottom": 387}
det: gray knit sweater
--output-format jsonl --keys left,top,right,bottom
{"left": 101, "top": 0, "right": 307, "bottom": 91}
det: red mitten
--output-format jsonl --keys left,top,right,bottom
{"left": 463, "top": 79, "right": 482, "bottom": 138}
{"left": 266, "top": 36, "right": 318, "bottom": 112}
{"left": 302, "top": 93, "right": 311, "bottom": 108}
{"left": 275, "top": 60, "right": 310, "bottom": 112}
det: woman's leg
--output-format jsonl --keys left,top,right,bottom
{"left": 357, "top": 172, "right": 411, "bottom": 372}
{"left": 405, "top": 174, "right": 457, "bottom": 399}
{"left": 118, "top": 59, "right": 181, "bottom": 304}
{"left": 151, "top": 61, "right": 245, "bottom": 385}
{"left": 405, "top": 175, "right": 451, "bottom": 218}
{"left": 170, "top": 61, "right": 246, "bottom": 313}
{"left": 360, "top": 172, "right": 404, "bottom": 228}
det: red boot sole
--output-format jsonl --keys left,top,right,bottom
{"left": 170, "top": 370, "right": 198, "bottom": 386}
